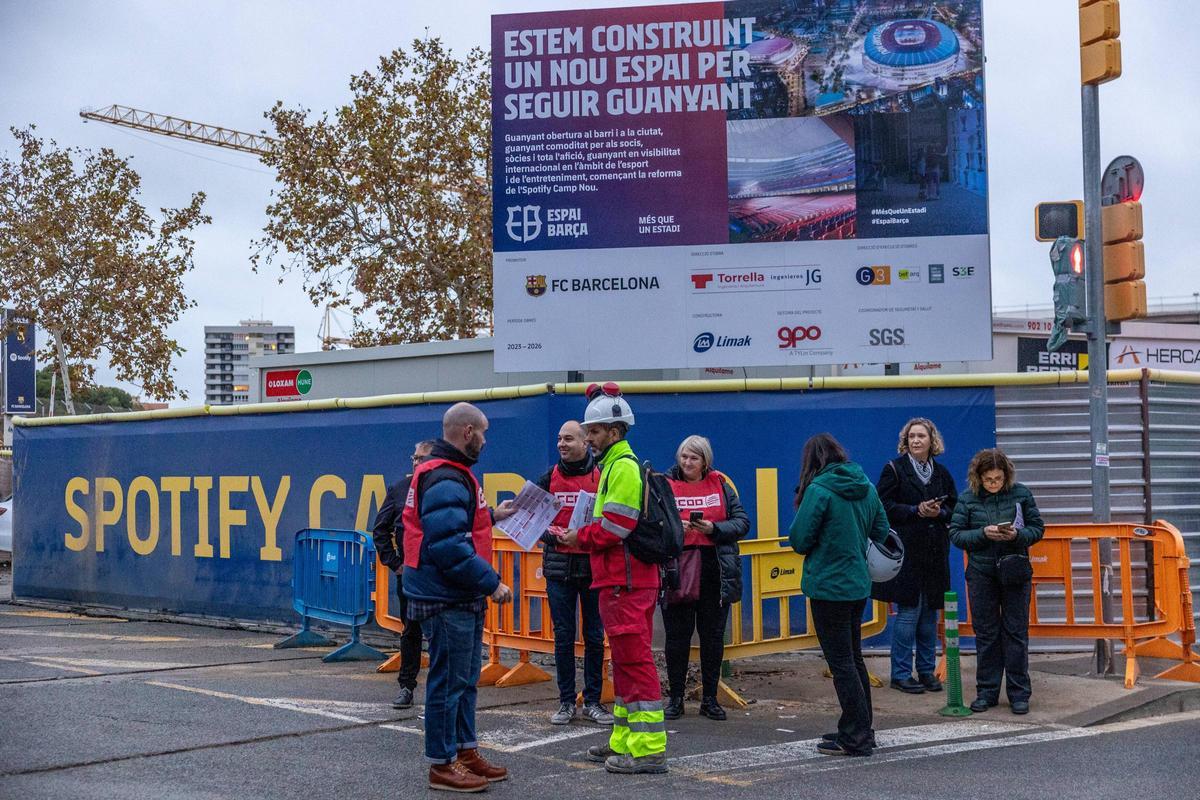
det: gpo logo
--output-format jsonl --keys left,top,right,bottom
{"left": 505, "top": 205, "right": 542, "bottom": 242}
{"left": 777, "top": 325, "right": 822, "bottom": 349}
{"left": 693, "top": 332, "right": 715, "bottom": 353}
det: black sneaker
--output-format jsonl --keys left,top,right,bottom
{"left": 392, "top": 686, "right": 415, "bottom": 709}
{"left": 816, "top": 741, "right": 871, "bottom": 757}
{"left": 664, "top": 696, "right": 685, "bottom": 720}
{"left": 890, "top": 677, "right": 925, "bottom": 694}
{"left": 822, "top": 731, "right": 877, "bottom": 749}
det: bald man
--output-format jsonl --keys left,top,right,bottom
{"left": 402, "top": 402, "right": 516, "bottom": 792}
{"left": 536, "top": 421, "right": 611, "bottom": 726}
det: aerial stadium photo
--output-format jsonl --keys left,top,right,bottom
{"left": 727, "top": 115, "right": 856, "bottom": 243}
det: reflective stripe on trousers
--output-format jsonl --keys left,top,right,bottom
{"left": 611, "top": 697, "right": 667, "bottom": 758}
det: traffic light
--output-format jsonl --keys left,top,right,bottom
{"left": 1102, "top": 201, "right": 1146, "bottom": 320}
{"left": 1035, "top": 200, "right": 1084, "bottom": 241}
{"left": 1080, "top": 0, "right": 1121, "bottom": 84}
{"left": 1048, "top": 236, "right": 1087, "bottom": 352}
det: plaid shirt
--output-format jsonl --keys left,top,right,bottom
{"left": 405, "top": 595, "right": 487, "bottom": 623}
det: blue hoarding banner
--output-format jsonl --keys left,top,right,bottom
{"left": 13, "top": 388, "right": 993, "bottom": 626}
{"left": 4, "top": 312, "right": 36, "bottom": 415}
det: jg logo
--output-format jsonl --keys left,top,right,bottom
{"left": 505, "top": 205, "right": 542, "bottom": 242}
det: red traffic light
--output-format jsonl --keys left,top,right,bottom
{"left": 1070, "top": 242, "right": 1085, "bottom": 275}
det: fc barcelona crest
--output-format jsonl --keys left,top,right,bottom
{"left": 525, "top": 275, "right": 547, "bottom": 297}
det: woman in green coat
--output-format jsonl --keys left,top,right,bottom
{"left": 949, "top": 448, "right": 1045, "bottom": 715}
{"left": 788, "top": 433, "right": 890, "bottom": 757}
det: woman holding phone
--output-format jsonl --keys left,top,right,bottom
{"left": 662, "top": 435, "right": 750, "bottom": 721}
{"left": 950, "top": 449, "right": 1044, "bottom": 715}
{"left": 872, "top": 418, "right": 958, "bottom": 694}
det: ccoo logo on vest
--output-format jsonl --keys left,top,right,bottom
{"left": 265, "top": 369, "right": 313, "bottom": 399}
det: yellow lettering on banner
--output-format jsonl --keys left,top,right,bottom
{"left": 64, "top": 477, "right": 90, "bottom": 551}
{"left": 126, "top": 476, "right": 161, "bottom": 556}
{"left": 194, "top": 476, "right": 214, "bottom": 558}
{"left": 483, "top": 473, "right": 526, "bottom": 534}
{"left": 354, "top": 475, "right": 387, "bottom": 532}
{"left": 160, "top": 477, "right": 191, "bottom": 556}
{"left": 756, "top": 468, "right": 779, "bottom": 539}
{"left": 252, "top": 476, "right": 290, "bottom": 561}
{"left": 219, "top": 476, "right": 250, "bottom": 559}
{"left": 309, "top": 475, "right": 346, "bottom": 528}
{"left": 94, "top": 477, "right": 123, "bottom": 553}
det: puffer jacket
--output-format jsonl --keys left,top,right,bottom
{"left": 536, "top": 452, "right": 599, "bottom": 584}
{"left": 666, "top": 465, "right": 751, "bottom": 605}
{"left": 788, "top": 462, "right": 890, "bottom": 601}
{"left": 949, "top": 482, "right": 1045, "bottom": 573}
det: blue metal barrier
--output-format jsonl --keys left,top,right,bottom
{"left": 275, "top": 528, "right": 386, "bottom": 662}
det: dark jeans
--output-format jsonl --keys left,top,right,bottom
{"left": 545, "top": 576, "right": 605, "bottom": 705}
{"left": 423, "top": 607, "right": 484, "bottom": 764}
{"left": 394, "top": 575, "right": 423, "bottom": 690}
{"left": 663, "top": 547, "right": 728, "bottom": 699}
{"left": 889, "top": 594, "right": 938, "bottom": 682}
{"left": 810, "top": 597, "right": 874, "bottom": 755}
{"left": 967, "top": 566, "right": 1032, "bottom": 703}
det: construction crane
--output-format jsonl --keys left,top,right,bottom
{"left": 318, "top": 305, "right": 353, "bottom": 351}
{"left": 80, "top": 104, "right": 275, "bottom": 157}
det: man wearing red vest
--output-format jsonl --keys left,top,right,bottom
{"left": 403, "top": 402, "right": 515, "bottom": 793}
{"left": 535, "top": 420, "right": 612, "bottom": 726}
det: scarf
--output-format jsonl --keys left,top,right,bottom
{"left": 908, "top": 453, "right": 933, "bottom": 485}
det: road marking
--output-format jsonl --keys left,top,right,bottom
{"left": 0, "top": 628, "right": 184, "bottom": 643}
{"left": 1, "top": 655, "right": 186, "bottom": 671}
{"left": 0, "top": 610, "right": 124, "bottom": 621}
{"left": 146, "top": 681, "right": 381, "bottom": 723}
{"left": 671, "top": 720, "right": 1028, "bottom": 773}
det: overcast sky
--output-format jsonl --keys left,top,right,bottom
{"left": 1, "top": 0, "right": 1195, "bottom": 403}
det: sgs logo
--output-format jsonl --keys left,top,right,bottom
{"left": 868, "top": 328, "right": 906, "bottom": 346}
{"left": 778, "top": 325, "right": 822, "bottom": 349}
{"left": 856, "top": 266, "right": 891, "bottom": 286}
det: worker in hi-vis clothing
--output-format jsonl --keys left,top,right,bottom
{"left": 555, "top": 383, "right": 667, "bottom": 774}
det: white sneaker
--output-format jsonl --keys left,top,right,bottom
{"left": 550, "top": 702, "right": 576, "bottom": 725}
{"left": 581, "top": 703, "right": 615, "bottom": 725}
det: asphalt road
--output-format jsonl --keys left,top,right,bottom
{"left": 1, "top": 603, "right": 1197, "bottom": 800}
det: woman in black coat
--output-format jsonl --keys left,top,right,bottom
{"left": 872, "top": 417, "right": 958, "bottom": 694}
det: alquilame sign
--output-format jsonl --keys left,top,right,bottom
{"left": 492, "top": 1, "right": 992, "bottom": 372}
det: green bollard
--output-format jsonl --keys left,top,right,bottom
{"left": 939, "top": 591, "right": 973, "bottom": 717}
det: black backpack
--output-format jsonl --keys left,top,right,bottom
{"left": 615, "top": 456, "right": 684, "bottom": 566}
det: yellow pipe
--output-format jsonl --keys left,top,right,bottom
{"left": 15, "top": 369, "right": 1196, "bottom": 429}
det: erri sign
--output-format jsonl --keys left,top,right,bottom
{"left": 264, "top": 369, "right": 313, "bottom": 400}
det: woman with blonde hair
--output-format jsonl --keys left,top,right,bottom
{"left": 872, "top": 417, "right": 958, "bottom": 694}
{"left": 950, "top": 448, "right": 1044, "bottom": 715}
{"left": 662, "top": 435, "right": 750, "bottom": 721}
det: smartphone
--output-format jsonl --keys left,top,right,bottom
{"left": 689, "top": 511, "right": 704, "bottom": 523}
{"left": 997, "top": 521, "right": 1015, "bottom": 532}
{"left": 932, "top": 495, "right": 949, "bottom": 504}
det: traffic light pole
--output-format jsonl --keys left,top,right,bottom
{"left": 1081, "top": 82, "right": 1115, "bottom": 674}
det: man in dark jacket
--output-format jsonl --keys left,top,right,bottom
{"left": 403, "top": 402, "right": 516, "bottom": 793}
{"left": 372, "top": 439, "right": 436, "bottom": 710}
{"left": 535, "top": 420, "right": 611, "bottom": 726}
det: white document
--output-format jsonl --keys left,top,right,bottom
{"left": 495, "top": 480, "right": 563, "bottom": 551}
{"left": 568, "top": 490, "right": 596, "bottom": 530}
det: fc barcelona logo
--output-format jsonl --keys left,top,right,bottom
{"left": 525, "top": 275, "right": 547, "bottom": 297}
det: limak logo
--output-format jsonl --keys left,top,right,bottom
{"left": 693, "top": 332, "right": 752, "bottom": 353}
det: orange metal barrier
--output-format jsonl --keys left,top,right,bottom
{"left": 371, "top": 560, "right": 428, "bottom": 673}
{"left": 947, "top": 521, "right": 1200, "bottom": 689}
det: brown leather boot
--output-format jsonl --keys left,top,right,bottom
{"left": 457, "top": 748, "right": 508, "bottom": 782}
{"left": 428, "top": 762, "right": 488, "bottom": 793}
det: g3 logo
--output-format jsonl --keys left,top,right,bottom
{"left": 777, "top": 325, "right": 822, "bottom": 349}
{"left": 856, "top": 266, "right": 891, "bottom": 286}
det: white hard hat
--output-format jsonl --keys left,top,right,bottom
{"left": 582, "top": 382, "right": 635, "bottom": 428}
{"left": 867, "top": 529, "right": 905, "bottom": 582}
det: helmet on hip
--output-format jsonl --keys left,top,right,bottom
{"left": 867, "top": 529, "right": 905, "bottom": 582}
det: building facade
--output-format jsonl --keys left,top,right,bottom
{"left": 204, "top": 320, "right": 295, "bottom": 405}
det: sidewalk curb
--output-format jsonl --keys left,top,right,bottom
{"left": 1059, "top": 684, "right": 1200, "bottom": 728}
